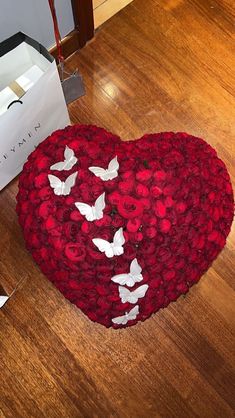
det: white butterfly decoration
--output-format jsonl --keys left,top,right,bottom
{"left": 92, "top": 227, "right": 125, "bottom": 258}
{"left": 50, "top": 146, "right": 77, "bottom": 171}
{"left": 75, "top": 192, "right": 105, "bottom": 222}
{"left": 119, "top": 284, "right": 149, "bottom": 304}
{"left": 112, "top": 305, "right": 139, "bottom": 325}
{"left": 0, "top": 296, "right": 9, "bottom": 308}
{"left": 111, "top": 258, "right": 143, "bottom": 287}
{"left": 88, "top": 156, "right": 119, "bottom": 181}
{"left": 48, "top": 172, "right": 78, "bottom": 196}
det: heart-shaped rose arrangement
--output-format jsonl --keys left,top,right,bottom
{"left": 16, "top": 125, "right": 234, "bottom": 328}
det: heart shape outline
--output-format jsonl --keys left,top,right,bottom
{"left": 16, "top": 125, "right": 234, "bottom": 328}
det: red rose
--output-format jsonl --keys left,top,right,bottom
{"left": 141, "top": 198, "right": 151, "bottom": 210}
{"left": 56, "top": 207, "right": 71, "bottom": 222}
{"left": 154, "top": 201, "right": 166, "bottom": 218}
{"left": 91, "top": 183, "right": 104, "bottom": 198}
{"left": 34, "top": 172, "right": 48, "bottom": 188}
{"left": 114, "top": 259, "right": 130, "bottom": 273}
{"left": 119, "top": 159, "right": 135, "bottom": 171}
{"left": 127, "top": 218, "right": 141, "bottom": 233}
{"left": 117, "top": 196, "right": 143, "bottom": 219}
{"left": 163, "top": 184, "right": 175, "bottom": 196}
{"left": 136, "top": 169, "right": 152, "bottom": 182}
{"left": 134, "top": 231, "right": 143, "bottom": 242}
{"left": 38, "top": 201, "right": 54, "bottom": 219}
{"left": 159, "top": 219, "right": 171, "bottom": 233}
{"left": 108, "top": 191, "right": 122, "bottom": 205}
{"left": 142, "top": 215, "right": 157, "bottom": 226}
{"left": 153, "top": 170, "right": 167, "bottom": 182}
{"left": 45, "top": 215, "right": 59, "bottom": 231}
{"left": 65, "top": 243, "right": 86, "bottom": 261}
{"left": 30, "top": 233, "right": 41, "bottom": 249}
{"left": 48, "top": 236, "right": 66, "bottom": 251}
{"left": 79, "top": 184, "right": 91, "bottom": 200}
{"left": 207, "top": 230, "right": 219, "bottom": 242}
{"left": 104, "top": 179, "right": 116, "bottom": 191}
{"left": 64, "top": 222, "right": 79, "bottom": 240}
{"left": 123, "top": 243, "right": 137, "bottom": 260}
{"left": 164, "top": 270, "right": 176, "bottom": 281}
{"left": 164, "top": 150, "right": 184, "bottom": 168}
{"left": 97, "top": 271, "right": 114, "bottom": 282}
{"left": 150, "top": 185, "right": 163, "bottom": 198}
{"left": 38, "top": 186, "right": 51, "bottom": 201}
{"left": 118, "top": 180, "right": 134, "bottom": 194}
{"left": 145, "top": 227, "right": 157, "bottom": 238}
{"left": 121, "top": 170, "right": 135, "bottom": 181}
{"left": 136, "top": 184, "right": 149, "bottom": 197}
{"left": 176, "top": 282, "right": 188, "bottom": 293}
{"left": 165, "top": 196, "right": 174, "bottom": 208}
{"left": 19, "top": 201, "right": 30, "bottom": 215}
{"left": 112, "top": 214, "right": 124, "bottom": 228}
{"left": 56, "top": 271, "right": 69, "bottom": 281}
{"left": 95, "top": 215, "right": 112, "bottom": 227}
{"left": 70, "top": 210, "right": 84, "bottom": 222}
{"left": 87, "top": 143, "right": 101, "bottom": 158}
{"left": 65, "top": 196, "right": 76, "bottom": 206}
{"left": 141, "top": 241, "right": 156, "bottom": 255}
{"left": 37, "top": 156, "right": 51, "bottom": 171}
{"left": 212, "top": 207, "right": 220, "bottom": 222}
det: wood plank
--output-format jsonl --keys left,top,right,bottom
{"left": 93, "top": 0, "right": 107, "bottom": 10}
{"left": 0, "top": 0, "right": 235, "bottom": 416}
{"left": 94, "top": 0, "right": 133, "bottom": 28}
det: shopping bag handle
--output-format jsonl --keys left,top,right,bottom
{"left": 7, "top": 100, "right": 23, "bottom": 110}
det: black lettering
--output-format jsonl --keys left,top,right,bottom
{"left": 10, "top": 146, "right": 16, "bottom": 152}
{"left": 18, "top": 138, "right": 26, "bottom": 147}
{"left": 28, "top": 131, "right": 33, "bottom": 138}
{"left": 34, "top": 123, "right": 41, "bottom": 131}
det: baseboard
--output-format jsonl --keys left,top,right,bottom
{"left": 49, "top": 29, "right": 80, "bottom": 61}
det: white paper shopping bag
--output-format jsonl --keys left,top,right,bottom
{"left": 0, "top": 32, "right": 70, "bottom": 190}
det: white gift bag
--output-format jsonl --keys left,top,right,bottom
{"left": 0, "top": 32, "right": 70, "bottom": 190}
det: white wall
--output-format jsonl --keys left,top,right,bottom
{"left": 0, "top": 0, "right": 74, "bottom": 49}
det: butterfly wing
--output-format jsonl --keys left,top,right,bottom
{"left": 111, "top": 313, "right": 128, "bottom": 325}
{"left": 50, "top": 146, "right": 77, "bottom": 171}
{"left": 88, "top": 166, "right": 106, "bottom": 179}
{"left": 63, "top": 146, "right": 77, "bottom": 170}
{"left": 50, "top": 160, "right": 65, "bottom": 171}
{"left": 94, "top": 192, "right": 105, "bottom": 220}
{"left": 112, "top": 305, "right": 139, "bottom": 325}
{"left": 111, "top": 273, "right": 132, "bottom": 286}
{"left": 118, "top": 286, "right": 131, "bottom": 303}
{"left": 63, "top": 172, "right": 78, "bottom": 195}
{"left": 127, "top": 305, "right": 139, "bottom": 321}
{"left": 48, "top": 174, "right": 63, "bottom": 195}
{"left": 92, "top": 238, "right": 113, "bottom": 258}
{"left": 89, "top": 157, "right": 119, "bottom": 181}
{"left": 108, "top": 156, "right": 119, "bottom": 171}
{"left": 129, "top": 258, "right": 143, "bottom": 284}
{"left": 75, "top": 202, "right": 94, "bottom": 221}
{"left": 112, "top": 227, "right": 125, "bottom": 256}
{"left": 127, "top": 284, "right": 149, "bottom": 304}
{"left": 105, "top": 156, "right": 119, "bottom": 180}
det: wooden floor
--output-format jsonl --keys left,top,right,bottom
{"left": 93, "top": 0, "right": 134, "bottom": 28}
{"left": 1, "top": 0, "right": 235, "bottom": 417}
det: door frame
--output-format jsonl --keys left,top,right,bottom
{"left": 50, "top": 0, "right": 94, "bottom": 59}
{"left": 72, "top": 0, "right": 94, "bottom": 48}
